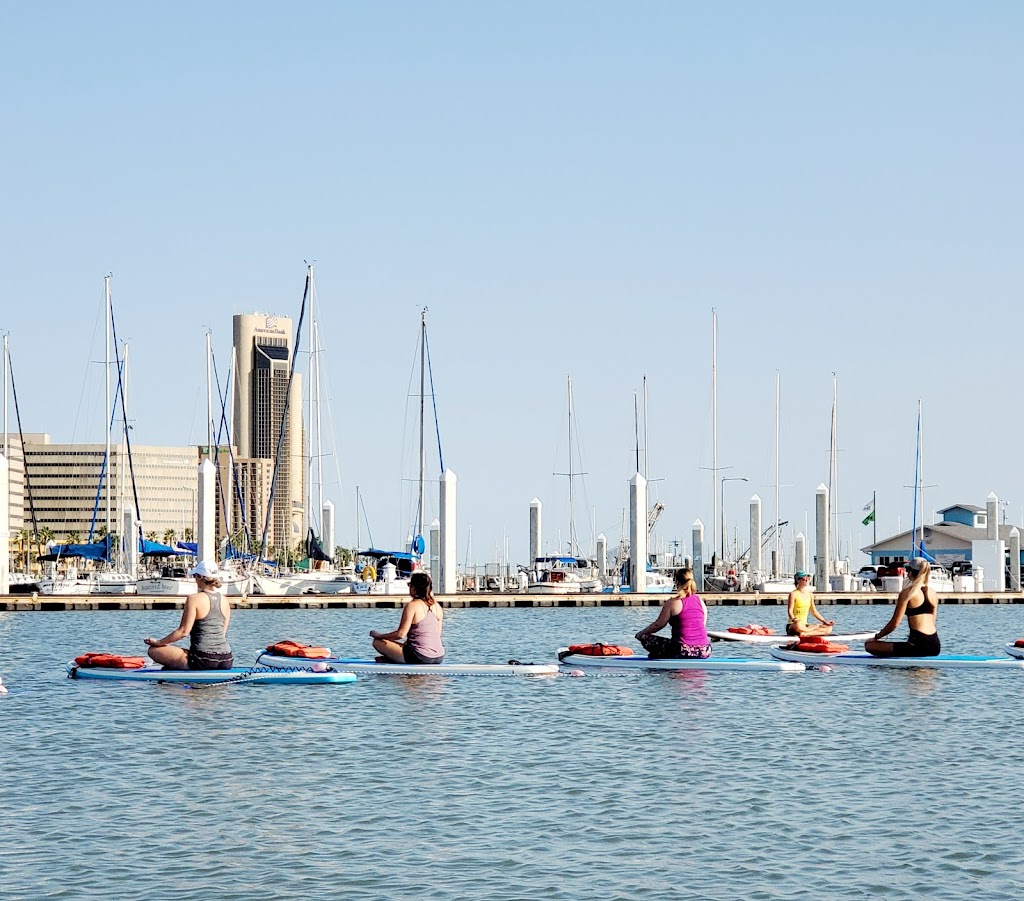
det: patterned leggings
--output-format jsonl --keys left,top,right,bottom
{"left": 639, "top": 634, "right": 712, "bottom": 660}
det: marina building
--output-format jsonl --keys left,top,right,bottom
{"left": 17, "top": 434, "right": 198, "bottom": 540}
{"left": 1, "top": 437, "right": 25, "bottom": 533}
{"left": 232, "top": 313, "right": 304, "bottom": 554}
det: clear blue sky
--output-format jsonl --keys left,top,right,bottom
{"left": 2, "top": 2, "right": 1022, "bottom": 566}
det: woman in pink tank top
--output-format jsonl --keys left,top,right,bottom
{"left": 634, "top": 567, "right": 711, "bottom": 659}
{"left": 370, "top": 572, "right": 445, "bottom": 664}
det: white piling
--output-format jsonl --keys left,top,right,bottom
{"left": 692, "top": 519, "right": 704, "bottom": 593}
{"left": 987, "top": 492, "right": 999, "bottom": 540}
{"left": 429, "top": 519, "right": 440, "bottom": 579}
{"left": 197, "top": 459, "right": 216, "bottom": 563}
{"left": 749, "top": 494, "right": 762, "bottom": 576}
{"left": 0, "top": 453, "right": 8, "bottom": 595}
{"left": 529, "top": 498, "right": 542, "bottom": 564}
{"left": 794, "top": 532, "right": 807, "bottom": 576}
{"left": 439, "top": 469, "right": 457, "bottom": 595}
{"left": 815, "top": 485, "right": 831, "bottom": 592}
{"left": 1010, "top": 527, "right": 1021, "bottom": 592}
{"left": 322, "top": 500, "right": 335, "bottom": 558}
{"left": 630, "top": 473, "right": 647, "bottom": 593}
{"left": 122, "top": 504, "right": 139, "bottom": 579}
{"left": 596, "top": 533, "right": 607, "bottom": 579}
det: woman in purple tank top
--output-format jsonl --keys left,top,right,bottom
{"left": 634, "top": 567, "right": 711, "bottom": 659}
{"left": 370, "top": 572, "right": 445, "bottom": 664}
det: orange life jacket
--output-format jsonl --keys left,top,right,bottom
{"left": 727, "top": 624, "right": 775, "bottom": 635}
{"left": 265, "top": 640, "right": 332, "bottom": 659}
{"left": 565, "top": 643, "right": 633, "bottom": 657}
{"left": 74, "top": 652, "right": 147, "bottom": 669}
{"left": 789, "top": 635, "right": 849, "bottom": 654}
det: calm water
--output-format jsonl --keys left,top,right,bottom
{"left": 2, "top": 604, "right": 1023, "bottom": 900}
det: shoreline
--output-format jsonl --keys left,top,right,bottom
{"left": 3, "top": 591, "right": 1024, "bottom": 611}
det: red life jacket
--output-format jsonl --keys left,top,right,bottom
{"left": 265, "top": 640, "right": 332, "bottom": 659}
{"left": 565, "top": 643, "right": 633, "bottom": 657}
{"left": 74, "top": 652, "right": 147, "bottom": 669}
{"left": 727, "top": 624, "right": 775, "bottom": 635}
{"left": 789, "top": 635, "right": 849, "bottom": 654}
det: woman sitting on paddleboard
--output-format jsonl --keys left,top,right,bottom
{"left": 370, "top": 571, "right": 445, "bottom": 664}
{"left": 865, "top": 557, "right": 940, "bottom": 658}
{"left": 143, "top": 561, "right": 233, "bottom": 669}
{"left": 634, "top": 567, "right": 711, "bottom": 659}
{"left": 786, "top": 571, "right": 835, "bottom": 637}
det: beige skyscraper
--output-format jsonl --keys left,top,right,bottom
{"left": 232, "top": 314, "right": 304, "bottom": 555}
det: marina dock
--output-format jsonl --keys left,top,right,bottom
{"left": 3, "top": 591, "right": 1024, "bottom": 611}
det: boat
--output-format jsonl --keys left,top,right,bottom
{"left": 1003, "top": 643, "right": 1024, "bottom": 660}
{"left": 527, "top": 556, "right": 605, "bottom": 594}
{"left": 708, "top": 629, "right": 875, "bottom": 646}
{"left": 136, "top": 560, "right": 254, "bottom": 597}
{"left": 66, "top": 661, "right": 357, "bottom": 684}
{"left": 255, "top": 652, "right": 559, "bottom": 676}
{"left": 770, "top": 647, "right": 1024, "bottom": 669}
{"left": 556, "top": 648, "right": 805, "bottom": 672}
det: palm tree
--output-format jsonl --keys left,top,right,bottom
{"left": 66, "top": 531, "right": 82, "bottom": 545}
{"left": 146, "top": 530, "right": 158, "bottom": 543}
{"left": 163, "top": 529, "right": 176, "bottom": 546}
{"left": 183, "top": 528, "right": 194, "bottom": 542}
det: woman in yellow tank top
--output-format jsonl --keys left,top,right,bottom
{"left": 786, "top": 571, "right": 835, "bottom": 637}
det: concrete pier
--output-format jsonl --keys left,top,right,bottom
{"left": 5, "top": 590, "right": 1022, "bottom": 611}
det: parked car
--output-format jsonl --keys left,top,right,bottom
{"left": 856, "top": 565, "right": 883, "bottom": 587}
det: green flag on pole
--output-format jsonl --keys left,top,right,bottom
{"left": 862, "top": 509, "right": 875, "bottom": 526}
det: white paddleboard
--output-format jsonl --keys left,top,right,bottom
{"left": 1003, "top": 643, "right": 1024, "bottom": 660}
{"left": 66, "top": 662, "right": 356, "bottom": 684}
{"left": 708, "top": 630, "right": 875, "bottom": 646}
{"left": 770, "top": 648, "right": 1024, "bottom": 669}
{"left": 255, "top": 652, "right": 559, "bottom": 676}
{"left": 556, "top": 649, "right": 804, "bottom": 672}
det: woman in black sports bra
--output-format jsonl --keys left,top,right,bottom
{"left": 864, "top": 557, "right": 941, "bottom": 657}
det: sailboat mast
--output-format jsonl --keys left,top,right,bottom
{"left": 567, "top": 374, "right": 575, "bottom": 555}
{"left": 3, "top": 334, "right": 8, "bottom": 462}
{"left": 418, "top": 308, "right": 426, "bottom": 545}
{"left": 314, "top": 319, "right": 324, "bottom": 529}
{"left": 830, "top": 375, "right": 839, "bottom": 561}
{"left": 205, "top": 329, "right": 213, "bottom": 460}
{"left": 712, "top": 309, "right": 718, "bottom": 570}
{"left": 774, "top": 372, "right": 780, "bottom": 576}
{"left": 306, "top": 263, "right": 315, "bottom": 541}
{"left": 104, "top": 275, "right": 112, "bottom": 540}
{"left": 917, "top": 400, "right": 924, "bottom": 555}
{"left": 643, "top": 375, "right": 649, "bottom": 480}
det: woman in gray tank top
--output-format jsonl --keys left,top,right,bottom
{"left": 144, "top": 561, "right": 234, "bottom": 670}
{"left": 370, "top": 572, "right": 445, "bottom": 664}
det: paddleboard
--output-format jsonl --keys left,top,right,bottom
{"left": 66, "top": 662, "right": 357, "bottom": 684}
{"left": 770, "top": 648, "right": 1024, "bottom": 669}
{"left": 254, "top": 652, "right": 560, "bottom": 676}
{"left": 556, "top": 649, "right": 804, "bottom": 672}
{"left": 1003, "top": 643, "right": 1024, "bottom": 660}
{"left": 708, "top": 630, "right": 875, "bottom": 646}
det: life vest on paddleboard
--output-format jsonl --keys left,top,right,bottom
{"left": 787, "top": 635, "right": 849, "bottom": 654}
{"left": 727, "top": 624, "right": 775, "bottom": 635}
{"left": 560, "top": 643, "right": 633, "bottom": 660}
{"left": 265, "top": 640, "right": 332, "bottom": 659}
{"left": 74, "top": 652, "right": 147, "bottom": 668}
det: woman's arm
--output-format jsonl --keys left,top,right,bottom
{"left": 636, "top": 599, "right": 673, "bottom": 639}
{"left": 370, "top": 601, "right": 418, "bottom": 642}
{"left": 875, "top": 589, "right": 911, "bottom": 639}
{"left": 145, "top": 594, "right": 200, "bottom": 647}
{"left": 787, "top": 591, "right": 798, "bottom": 620}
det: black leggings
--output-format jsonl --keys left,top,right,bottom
{"left": 884, "top": 630, "right": 941, "bottom": 658}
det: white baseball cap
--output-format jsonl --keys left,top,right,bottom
{"left": 189, "top": 560, "right": 220, "bottom": 579}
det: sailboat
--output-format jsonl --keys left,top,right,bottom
{"left": 40, "top": 277, "right": 139, "bottom": 596}
{"left": 528, "top": 376, "right": 606, "bottom": 594}
{"left": 253, "top": 266, "right": 367, "bottom": 596}
{"left": 756, "top": 373, "right": 794, "bottom": 594}
{"left": 354, "top": 308, "right": 442, "bottom": 595}
{"left": 907, "top": 401, "right": 953, "bottom": 593}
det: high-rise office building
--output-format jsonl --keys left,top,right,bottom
{"left": 232, "top": 314, "right": 303, "bottom": 555}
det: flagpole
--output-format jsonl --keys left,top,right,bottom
{"left": 873, "top": 490, "right": 877, "bottom": 546}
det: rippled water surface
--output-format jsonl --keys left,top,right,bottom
{"left": 2, "top": 604, "right": 1024, "bottom": 900}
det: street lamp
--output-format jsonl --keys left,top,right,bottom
{"left": 721, "top": 477, "right": 749, "bottom": 564}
